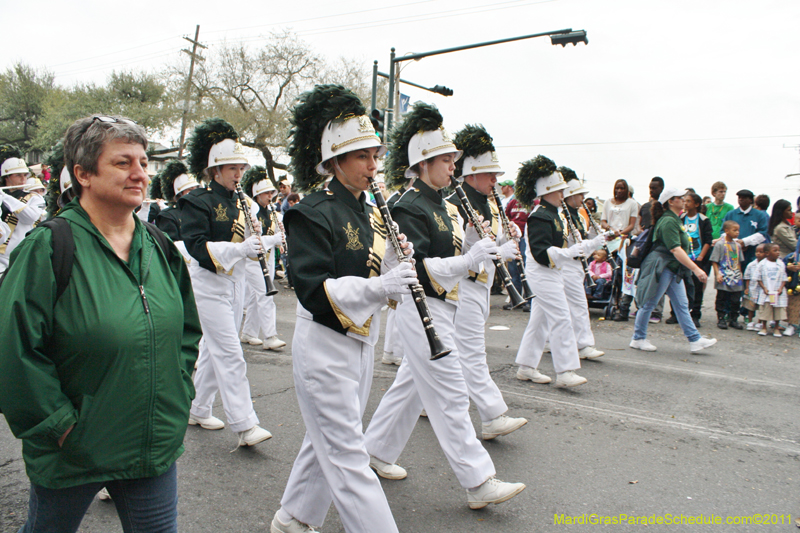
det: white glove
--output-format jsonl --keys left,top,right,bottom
{"left": 579, "top": 234, "right": 606, "bottom": 255}
{"left": 463, "top": 217, "right": 490, "bottom": 250}
{"left": 507, "top": 223, "right": 522, "bottom": 240}
{"left": 241, "top": 235, "right": 263, "bottom": 259}
{"left": 382, "top": 233, "right": 415, "bottom": 273}
{"left": 380, "top": 261, "right": 418, "bottom": 297}
{"left": 261, "top": 233, "right": 283, "bottom": 249}
{"left": 464, "top": 237, "right": 500, "bottom": 272}
{"left": 499, "top": 240, "right": 519, "bottom": 262}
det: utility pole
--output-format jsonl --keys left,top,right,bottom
{"left": 177, "top": 25, "right": 206, "bottom": 159}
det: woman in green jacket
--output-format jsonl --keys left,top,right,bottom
{"left": 0, "top": 115, "right": 202, "bottom": 533}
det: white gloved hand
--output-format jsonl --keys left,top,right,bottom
{"left": 463, "top": 217, "right": 490, "bottom": 250}
{"left": 382, "top": 233, "right": 415, "bottom": 273}
{"left": 499, "top": 240, "right": 519, "bottom": 262}
{"left": 380, "top": 261, "right": 418, "bottom": 297}
{"left": 261, "top": 233, "right": 283, "bottom": 249}
{"left": 507, "top": 223, "right": 522, "bottom": 240}
{"left": 464, "top": 237, "right": 500, "bottom": 272}
{"left": 579, "top": 233, "right": 607, "bottom": 255}
{"left": 241, "top": 235, "right": 263, "bottom": 259}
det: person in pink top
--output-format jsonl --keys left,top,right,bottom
{"left": 586, "top": 249, "right": 613, "bottom": 299}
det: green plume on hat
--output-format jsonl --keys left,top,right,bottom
{"left": 45, "top": 141, "right": 68, "bottom": 219}
{"left": 558, "top": 166, "right": 578, "bottom": 182}
{"left": 158, "top": 160, "right": 190, "bottom": 204}
{"left": 515, "top": 155, "right": 557, "bottom": 208}
{"left": 288, "top": 84, "right": 367, "bottom": 193}
{"left": 384, "top": 102, "right": 443, "bottom": 190}
{"left": 453, "top": 124, "right": 495, "bottom": 178}
{"left": 148, "top": 171, "right": 163, "bottom": 200}
{"left": 0, "top": 144, "right": 23, "bottom": 164}
{"left": 240, "top": 165, "right": 267, "bottom": 198}
{"left": 187, "top": 118, "right": 239, "bottom": 180}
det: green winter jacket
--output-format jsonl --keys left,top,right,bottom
{"left": 0, "top": 200, "right": 202, "bottom": 489}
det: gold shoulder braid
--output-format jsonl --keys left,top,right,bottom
{"left": 366, "top": 207, "right": 387, "bottom": 278}
{"left": 444, "top": 203, "right": 463, "bottom": 300}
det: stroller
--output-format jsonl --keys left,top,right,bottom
{"left": 585, "top": 238, "right": 625, "bottom": 319}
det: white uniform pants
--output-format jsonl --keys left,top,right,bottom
{"left": 454, "top": 279, "right": 508, "bottom": 423}
{"left": 515, "top": 263, "right": 581, "bottom": 374}
{"left": 561, "top": 259, "right": 596, "bottom": 350}
{"left": 280, "top": 318, "right": 397, "bottom": 532}
{"left": 383, "top": 307, "right": 404, "bottom": 357}
{"left": 190, "top": 267, "right": 259, "bottom": 433}
{"left": 364, "top": 298, "right": 496, "bottom": 490}
{"left": 241, "top": 258, "right": 277, "bottom": 340}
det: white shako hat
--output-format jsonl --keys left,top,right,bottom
{"left": 1, "top": 157, "right": 30, "bottom": 177}
{"left": 461, "top": 150, "right": 505, "bottom": 178}
{"left": 535, "top": 171, "right": 568, "bottom": 196}
{"left": 252, "top": 178, "right": 277, "bottom": 197}
{"left": 564, "top": 179, "right": 590, "bottom": 198}
{"left": 316, "top": 114, "right": 386, "bottom": 175}
{"left": 207, "top": 139, "right": 251, "bottom": 174}
{"left": 405, "top": 126, "right": 462, "bottom": 178}
{"left": 60, "top": 167, "right": 72, "bottom": 194}
{"left": 23, "top": 177, "right": 46, "bottom": 193}
{"left": 173, "top": 173, "right": 200, "bottom": 197}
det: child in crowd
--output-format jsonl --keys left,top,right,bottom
{"left": 742, "top": 243, "right": 767, "bottom": 330}
{"left": 710, "top": 220, "right": 744, "bottom": 330}
{"left": 755, "top": 243, "right": 788, "bottom": 337}
{"left": 586, "top": 249, "right": 612, "bottom": 299}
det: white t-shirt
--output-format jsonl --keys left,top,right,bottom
{"left": 601, "top": 198, "right": 639, "bottom": 233}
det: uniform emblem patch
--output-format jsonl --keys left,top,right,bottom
{"left": 344, "top": 222, "right": 364, "bottom": 251}
{"left": 433, "top": 212, "right": 449, "bottom": 232}
{"left": 214, "top": 204, "right": 229, "bottom": 222}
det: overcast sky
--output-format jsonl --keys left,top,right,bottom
{"left": 4, "top": 0, "right": 799, "bottom": 205}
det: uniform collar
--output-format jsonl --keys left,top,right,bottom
{"left": 209, "top": 179, "right": 234, "bottom": 199}
{"left": 462, "top": 181, "right": 488, "bottom": 206}
{"left": 328, "top": 176, "right": 367, "bottom": 213}
{"left": 414, "top": 178, "right": 444, "bottom": 206}
{"left": 539, "top": 199, "right": 559, "bottom": 213}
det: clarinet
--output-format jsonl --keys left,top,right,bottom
{"left": 449, "top": 177, "right": 526, "bottom": 309}
{"left": 489, "top": 188, "right": 534, "bottom": 301}
{"left": 581, "top": 199, "right": 619, "bottom": 270}
{"left": 561, "top": 200, "right": 596, "bottom": 288}
{"left": 267, "top": 202, "right": 287, "bottom": 253}
{"left": 235, "top": 183, "right": 279, "bottom": 296}
{"left": 368, "top": 178, "right": 451, "bottom": 360}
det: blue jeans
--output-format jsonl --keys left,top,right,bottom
{"left": 508, "top": 237, "right": 526, "bottom": 294}
{"left": 633, "top": 269, "right": 701, "bottom": 342}
{"left": 20, "top": 462, "right": 178, "bottom": 533}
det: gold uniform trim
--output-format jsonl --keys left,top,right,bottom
{"left": 421, "top": 143, "right": 457, "bottom": 156}
{"left": 423, "top": 261, "right": 446, "bottom": 296}
{"left": 323, "top": 282, "right": 372, "bottom": 336}
{"left": 331, "top": 135, "right": 379, "bottom": 151}
{"left": 471, "top": 164, "right": 501, "bottom": 171}
{"left": 206, "top": 243, "right": 234, "bottom": 276}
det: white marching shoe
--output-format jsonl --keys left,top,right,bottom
{"left": 271, "top": 511, "right": 319, "bottom": 533}
{"left": 263, "top": 336, "right": 287, "bottom": 350}
{"left": 515, "top": 366, "right": 552, "bottom": 384}
{"left": 555, "top": 371, "right": 588, "bottom": 388}
{"left": 578, "top": 346, "right": 604, "bottom": 359}
{"left": 188, "top": 414, "right": 225, "bottom": 430}
{"left": 237, "top": 425, "right": 272, "bottom": 447}
{"left": 482, "top": 415, "right": 528, "bottom": 440}
{"left": 381, "top": 352, "right": 403, "bottom": 365}
{"left": 467, "top": 477, "right": 526, "bottom": 509}
{"left": 240, "top": 333, "right": 263, "bottom": 346}
{"left": 369, "top": 455, "right": 407, "bottom": 480}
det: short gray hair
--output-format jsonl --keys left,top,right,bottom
{"left": 63, "top": 115, "right": 148, "bottom": 197}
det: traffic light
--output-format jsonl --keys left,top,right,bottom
{"left": 550, "top": 30, "right": 588, "bottom": 47}
{"left": 431, "top": 85, "right": 454, "bottom": 96}
{"left": 370, "top": 109, "right": 385, "bottom": 139}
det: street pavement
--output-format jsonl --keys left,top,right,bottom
{"left": 1, "top": 281, "right": 798, "bottom": 532}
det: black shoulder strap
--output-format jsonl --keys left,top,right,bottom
{"left": 39, "top": 218, "right": 74, "bottom": 301}
{"left": 142, "top": 221, "right": 174, "bottom": 264}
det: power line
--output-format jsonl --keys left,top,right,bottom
{"left": 49, "top": 37, "right": 180, "bottom": 68}
{"left": 498, "top": 134, "right": 800, "bottom": 149}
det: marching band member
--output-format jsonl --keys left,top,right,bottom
{"left": 363, "top": 103, "right": 525, "bottom": 510}
{"left": 381, "top": 180, "right": 411, "bottom": 366}
{"left": 239, "top": 166, "right": 286, "bottom": 351}
{"left": 0, "top": 154, "right": 46, "bottom": 273}
{"left": 155, "top": 160, "right": 199, "bottom": 242}
{"left": 559, "top": 167, "right": 605, "bottom": 360}
{"left": 447, "top": 124, "right": 527, "bottom": 439}
{"left": 43, "top": 142, "right": 76, "bottom": 220}
{"left": 514, "top": 156, "right": 605, "bottom": 387}
{"left": 180, "top": 118, "right": 272, "bottom": 447}
{"left": 271, "top": 85, "right": 411, "bottom": 533}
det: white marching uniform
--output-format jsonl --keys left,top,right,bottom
{"left": 0, "top": 191, "right": 45, "bottom": 272}
{"left": 241, "top": 206, "right": 281, "bottom": 341}
{"left": 382, "top": 306, "right": 404, "bottom": 358}
{"left": 559, "top": 208, "right": 596, "bottom": 350}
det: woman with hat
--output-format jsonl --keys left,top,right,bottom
{"left": 180, "top": 118, "right": 272, "bottom": 448}
{"left": 445, "top": 124, "right": 528, "bottom": 440}
{"left": 155, "top": 159, "right": 199, "bottom": 262}
{"left": 514, "top": 156, "right": 605, "bottom": 387}
{"left": 238, "top": 166, "right": 286, "bottom": 351}
{"left": 629, "top": 186, "right": 717, "bottom": 353}
{"left": 363, "top": 103, "right": 525, "bottom": 511}
{"left": 0, "top": 155, "right": 46, "bottom": 272}
{"left": 271, "top": 85, "right": 415, "bottom": 533}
